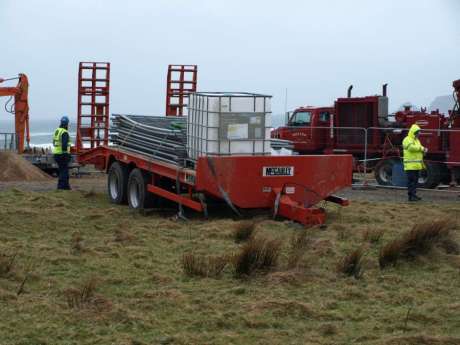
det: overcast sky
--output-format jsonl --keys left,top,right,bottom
{"left": 1, "top": 0, "right": 459, "bottom": 125}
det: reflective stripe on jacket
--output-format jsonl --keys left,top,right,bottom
{"left": 402, "top": 124, "right": 425, "bottom": 171}
{"left": 53, "top": 127, "right": 71, "bottom": 154}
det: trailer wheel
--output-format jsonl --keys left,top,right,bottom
{"left": 107, "top": 162, "right": 128, "bottom": 204}
{"left": 127, "top": 168, "right": 156, "bottom": 209}
{"left": 374, "top": 159, "right": 397, "bottom": 186}
{"left": 418, "top": 162, "right": 442, "bottom": 189}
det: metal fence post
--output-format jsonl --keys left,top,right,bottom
{"left": 363, "top": 128, "right": 368, "bottom": 186}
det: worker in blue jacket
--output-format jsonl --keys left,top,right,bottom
{"left": 52, "top": 116, "right": 72, "bottom": 190}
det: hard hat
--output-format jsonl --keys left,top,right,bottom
{"left": 60, "top": 116, "right": 69, "bottom": 126}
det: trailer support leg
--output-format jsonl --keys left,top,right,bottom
{"left": 271, "top": 188, "right": 326, "bottom": 226}
{"left": 325, "top": 195, "right": 349, "bottom": 206}
{"left": 277, "top": 195, "right": 326, "bottom": 226}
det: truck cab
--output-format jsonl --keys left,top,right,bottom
{"left": 271, "top": 106, "right": 333, "bottom": 153}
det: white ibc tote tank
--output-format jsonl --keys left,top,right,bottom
{"left": 187, "top": 92, "right": 272, "bottom": 160}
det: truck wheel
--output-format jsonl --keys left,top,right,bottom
{"left": 127, "top": 168, "right": 156, "bottom": 209}
{"left": 107, "top": 162, "right": 128, "bottom": 204}
{"left": 439, "top": 164, "right": 451, "bottom": 185}
{"left": 374, "top": 159, "right": 397, "bottom": 186}
{"left": 418, "top": 162, "right": 441, "bottom": 189}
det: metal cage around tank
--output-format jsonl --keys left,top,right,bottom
{"left": 187, "top": 92, "right": 272, "bottom": 161}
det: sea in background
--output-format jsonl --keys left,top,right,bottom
{"left": 0, "top": 118, "right": 76, "bottom": 149}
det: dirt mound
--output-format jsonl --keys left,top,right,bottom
{"left": 0, "top": 152, "right": 51, "bottom": 182}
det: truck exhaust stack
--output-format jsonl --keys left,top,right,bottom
{"left": 347, "top": 85, "right": 353, "bottom": 98}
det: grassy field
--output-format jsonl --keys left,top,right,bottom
{"left": 0, "top": 188, "right": 459, "bottom": 345}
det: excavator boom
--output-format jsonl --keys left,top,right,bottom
{"left": 0, "top": 74, "right": 30, "bottom": 153}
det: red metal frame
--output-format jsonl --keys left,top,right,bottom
{"left": 0, "top": 74, "right": 30, "bottom": 153}
{"left": 76, "top": 62, "right": 110, "bottom": 153}
{"left": 165, "top": 65, "right": 197, "bottom": 116}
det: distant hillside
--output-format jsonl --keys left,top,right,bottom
{"left": 429, "top": 95, "right": 455, "bottom": 114}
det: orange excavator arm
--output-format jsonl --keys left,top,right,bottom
{"left": 0, "top": 74, "right": 30, "bottom": 153}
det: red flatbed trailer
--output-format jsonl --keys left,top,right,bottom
{"left": 75, "top": 62, "right": 352, "bottom": 226}
{"left": 78, "top": 145, "right": 352, "bottom": 226}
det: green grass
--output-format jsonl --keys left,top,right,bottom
{"left": 0, "top": 189, "right": 459, "bottom": 344}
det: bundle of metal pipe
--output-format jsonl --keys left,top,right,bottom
{"left": 110, "top": 114, "right": 188, "bottom": 165}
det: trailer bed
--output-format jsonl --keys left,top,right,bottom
{"left": 78, "top": 145, "right": 353, "bottom": 225}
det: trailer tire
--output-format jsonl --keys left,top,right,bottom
{"left": 374, "top": 158, "right": 397, "bottom": 186}
{"left": 418, "top": 162, "right": 442, "bottom": 189}
{"left": 107, "top": 162, "right": 128, "bottom": 204}
{"left": 127, "top": 168, "right": 156, "bottom": 210}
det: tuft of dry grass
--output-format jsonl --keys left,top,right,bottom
{"left": 438, "top": 238, "right": 460, "bottom": 255}
{"left": 0, "top": 252, "right": 17, "bottom": 277}
{"left": 287, "top": 229, "right": 310, "bottom": 269}
{"left": 64, "top": 276, "right": 100, "bottom": 309}
{"left": 182, "top": 253, "right": 228, "bottom": 278}
{"left": 319, "top": 323, "right": 338, "bottom": 336}
{"left": 379, "top": 220, "right": 457, "bottom": 269}
{"left": 114, "top": 228, "right": 135, "bottom": 243}
{"left": 233, "top": 236, "right": 282, "bottom": 278}
{"left": 336, "top": 247, "right": 365, "bottom": 279}
{"left": 63, "top": 276, "right": 112, "bottom": 312}
{"left": 362, "top": 228, "right": 384, "bottom": 244}
{"left": 248, "top": 299, "right": 314, "bottom": 320}
{"left": 70, "top": 231, "right": 84, "bottom": 254}
{"left": 265, "top": 271, "right": 301, "bottom": 285}
{"left": 232, "top": 221, "right": 256, "bottom": 243}
{"left": 83, "top": 189, "right": 97, "bottom": 198}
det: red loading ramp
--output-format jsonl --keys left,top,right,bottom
{"left": 165, "top": 65, "right": 197, "bottom": 116}
{"left": 76, "top": 62, "right": 110, "bottom": 153}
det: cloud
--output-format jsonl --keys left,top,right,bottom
{"left": 0, "top": 0, "right": 458, "bottom": 124}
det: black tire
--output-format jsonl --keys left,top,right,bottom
{"left": 127, "top": 168, "right": 156, "bottom": 210}
{"left": 107, "top": 162, "right": 128, "bottom": 204}
{"left": 439, "top": 163, "right": 451, "bottom": 185}
{"left": 418, "top": 162, "right": 442, "bottom": 189}
{"left": 453, "top": 167, "right": 460, "bottom": 185}
{"left": 374, "top": 158, "right": 397, "bottom": 186}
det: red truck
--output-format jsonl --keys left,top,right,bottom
{"left": 272, "top": 81, "right": 460, "bottom": 188}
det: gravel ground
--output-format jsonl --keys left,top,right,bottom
{"left": 338, "top": 185, "right": 460, "bottom": 203}
{"left": 1, "top": 173, "right": 459, "bottom": 203}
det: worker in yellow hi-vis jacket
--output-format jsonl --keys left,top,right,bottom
{"left": 402, "top": 124, "right": 427, "bottom": 202}
{"left": 52, "top": 116, "right": 71, "bottom": 190}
